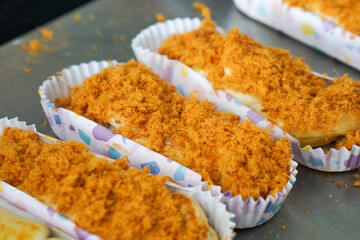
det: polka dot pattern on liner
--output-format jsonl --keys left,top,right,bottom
{"left": 233, "top": 0, "right": 360, "bottom": 71}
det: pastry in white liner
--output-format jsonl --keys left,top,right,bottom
{"left": 282, "top": 0, "right": 360, "bottom": 36}
{"left": 233, "top": 0, "right": 360, "bottom": 71}
{"left": 39, "top": 60, "right": 297, "bottom": 229}
{"left": 0, "top": 126, "right": 219, "bottom": 240}
{"left": 157, "top": 8, "right": 360, "bottom": 149}
{"left": 55, "top": 59, "right": 293, "bottom": 202}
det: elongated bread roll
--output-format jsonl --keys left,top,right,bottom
{"left": 56, "top": 60, "right": 292, "bottom": 201}
{"left": 0, "top": 207, "right": 50, "bottom": 240}
{"left": 0, "top": 127, "right": 217, "bottom": 240}
{"left": 158, "top": 7, "right": 360, "bottom": 148}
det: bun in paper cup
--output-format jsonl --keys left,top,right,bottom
{"left": 39, "top": 60, "right": 297, "bottom": 228}
{"left": 233, "top": 0, "right": 360, "bottom": 71}
{"left": 0, "top": 117, "right": 100, "bottom": 240}
{"left": 0, "top": 117, "right": 235, "bottom": 239}
{"left": 131, "top": 17, "right": 360, "bottom": 172}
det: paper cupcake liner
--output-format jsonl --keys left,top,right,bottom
{"left": 131, "top": 17, "right": 360, "bottom": 172}
{"left": 39, "top": 60, "right": 297, "bottom": 228}
{"left": 0, "top": 117, "right": 236, "bottom": 239}
{"left": 233, "top": 0, "right": 360, "bottom": 71}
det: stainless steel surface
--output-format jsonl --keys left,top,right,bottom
{"left": 0, "top": 0, "right": 359, "bottom": 239}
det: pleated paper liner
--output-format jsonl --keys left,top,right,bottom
{"left": 39, "top": 60, "right": 297, "bottom": 228}
{"left": 234, "top": 0, "right": 360, "bottom": 71}
{"left": 130, "top": 17, "right": 360, "bottom": 172}
{"left": 0, "top": 117, "right": 235, "bottom": 239}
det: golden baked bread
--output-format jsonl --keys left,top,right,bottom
{"left": 0, "top": 207, "right": 52, "bottom": 240}
{"left": 283, "top": 0, "right": 360, "bottom": 36}
{"left": 157, "top": 7, "right": 360, "bottom": 148}
{"left": 0, "top": 127, "right": 217, "bottom": 240}
{"left": 56, "top": 60, "right": 292, "bottom": 201}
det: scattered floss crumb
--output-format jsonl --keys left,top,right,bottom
{"left": 120, "top": 35, "right": 125, "bottom": 41}
{"left": 40, "top": 28, "right": 53, "bottom": 41}
{"left": 22, "top": 39, "right": 42, "bottom": 56}
{"left": 89, "top": 14, "right": 95, "bottom": 21}
{"left": 193, "top": 1, "right": 207, "bottom": 12}
{"left": 74, "top": 13, "right": 81, "bottom": 21}
{"left": 23, "top": 66, "right": 33, "bottom": 73}
{"left": 281, "top": 225, "right": 286, "bottom": 230}
{"left": 156, "top": 13, "right": 166, "bottom": 22}
{"left": 353, "top": 181, "right": 360, "bottom": 187}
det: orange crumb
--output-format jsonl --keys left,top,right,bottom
{"left": 0, "top": 127, "right": 211, "bottom": 240}
{"left": 281, "top": 225, "right": 286, "bottom": 230}
{"left": 91, "top": 45, "right": 98, "bottom": 50}
{"left": 158, "top": 9, "right": 360, "bottom": 148}
{"left": 193, "top": 1, "right": 207, "bottom": 12}
{"left": 89, "top": 14, "right": 95, "bottom": 21}
{"left": 275, "top": 234, "right": 280, "bottom": 240}
{"left": 354, "top": 174, "right": 360, "bottom": 179}
{"left": 303, "top": 209, "right": 306, "bottom": 213}
{"left": 56, "top": 60, "right": 292, "bottom": 200}
{"left": 336, "top": 130, "right": 360, "bottom": 150}
{"left": 353, "top": 181, "right": 360, "bottom": 187}
{"left": 193, "top": 1, "right": 211, "bottom": 19}
{"left": 340, "top": 228, "right": 345, "bottom": 232}
{"left": 22, "top": 39, "right": 42, "bottom": 56}
{"left": 345, "top": 184, "right": 349, "bottom": 190}
{"left": 119, "top": 35, "right": 126, "bottom": 41}
{"left": 283, "top": 0, "right": 360, "bottom": 36}
{"left": 156, "top": 13, "right": 166, "bottom": 22}
{"left": 23, "top": 66, "right": 33, "bottom": 73}
{"left": 96, "top": 30, "right": 102, "bottom": 36}
{"left": 42, "top": 121, "right": 47, "bottom": 127}
{"left": 74, "top": 13, "right": 81, "bottom": 21}
{"left": 336, "top": 183, "right": 343, "bottom": 189}
{"left": 40, "top": 28, "right": 53, "bottom": 41}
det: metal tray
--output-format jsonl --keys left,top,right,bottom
{"left": 0, "top": 0, "right": 359, "bottom": 239}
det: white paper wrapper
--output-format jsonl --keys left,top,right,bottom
{"left": 39, "top": 60, "right": 297, "bottom": 228}
{"left": 0, "top": 117, "right": 236, "bottom": 239}
{"left": 131, "top": 17, "right": 360, "bottom": 172}
{"left": 233, "top": 0, "right": 360, "bottom": 71}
